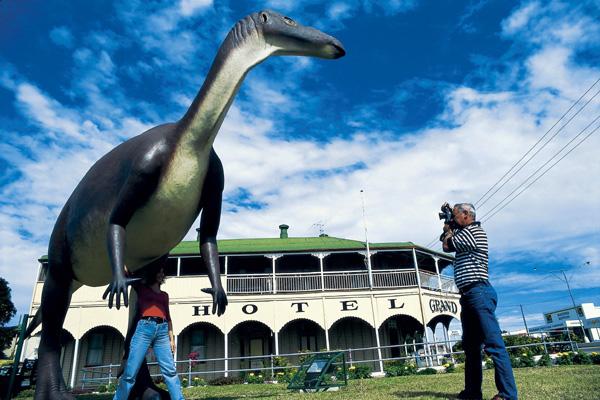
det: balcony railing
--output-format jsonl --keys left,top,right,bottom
{"left": 226, "top": 269, "right": 458, "bottom": 294}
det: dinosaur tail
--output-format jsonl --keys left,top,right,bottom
{"left": 24, "top": 280, "right": 82, "bottom": 339}
{"left": 24, "top": 306, "right": 42, "bottom": 339}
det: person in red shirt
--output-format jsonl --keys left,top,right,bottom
{"left": 114, "top": 264, "right": 184, "bottom": 400}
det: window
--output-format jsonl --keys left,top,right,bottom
{"left": 545, "top": 314, "right": 553, "bottom": 323}
{"left": 299, "top": 335, "right": 317, "bottom": 351}
{"left": 86, "top": 333, "right": 104, "bottom": 366}
{"left": 165, "top": 257, "right": 178, "bottom": 277}
{"left": 190, "top": 329, "right": 206, "bottom": 360}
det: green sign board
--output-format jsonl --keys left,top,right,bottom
{"left": 287, "top": 352, "right": 348, "bottom": 392}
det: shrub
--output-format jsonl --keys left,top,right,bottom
{"left": 519, "top": 352, "right": 536, "bottom": 368}
{"left": 15, "top": 388, "right": 36, "bottom": 398}
{"left": 298, "top": 350, "right": 313, "bottom": 364}
{"left": 384, "top": 359, "right": 417, "bottom": 377}
{"left": 106, "top": 382, "right": 117, "bottom": 392}
{"left": 181, "top": 378, "right": 188, "bottom": 387}
{"left": 244, "top": 372, "right": 265, "bottom": 384}
{"left": 208, "top": 376, "right": 244, "bottom": 386}
{"left": 509, "top": 355, "right": 521, "bottom": 368}
{"left": 485, "top": 358, "right": 494, "bottom": 369}
{"left": 537, "top": 353, "right": 553, "bottom": 367}
{"left": 503, "top": 335, "right": 545, "bottom": 356}
{"left": 348, "top": 364, "right": 371, "bottom": 379}
{"left": 97, "top": 385, "right": 107, "bottom": 393}
{"left": 443, "top": 362, "right": 456, "bottom": 373}
{"left": 573, "top": 351, "right": 592, "bottom": 365}
{"left": 191, "top": 376, "right": 206, "bottom": 386}
{"left": 591, "top": 352, "right": 600, "bottom": 365}
{"left": 556, "top": 352, "right": 574, "bottom": 365}
{"left": 417, "top": 368, "right": 437, "bottom": 375}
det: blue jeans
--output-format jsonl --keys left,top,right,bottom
{"left": 460, "top": 282, "right": 518, "bottom": 400}
{"left": 114, "top": 319, "right": 184, "bottom": 400}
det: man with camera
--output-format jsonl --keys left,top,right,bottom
{"left": 440, "top": 203, "right": 517, "bottom": 400}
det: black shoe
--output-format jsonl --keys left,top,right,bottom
{"left": 456, "top": 390, "right": 483, "bottom": 400}
{"left": 490, "top": 395, "right": 507, "bottom": 400}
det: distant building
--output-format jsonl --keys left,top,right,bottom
{"left": 23, "top": 225, "right": 461, "bottom": 388}
{"left": 529, "top": 303, "right": 600, "bottom": 341}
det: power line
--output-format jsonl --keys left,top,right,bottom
{"left": 424, "top": 77, "right": 600, "bottom": 249}
{"left": 477, "top": 87, "right": 600, "bottom": 211}
{"left": 481, "top": 116, "right": 600, "bottom": 223}
{"left": 474, "top": 78, "right": 600, "bottom": 208}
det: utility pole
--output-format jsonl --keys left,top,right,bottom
{"left": 519, "top": 304, "right": 529, "bottom": 335}
{"left": 360, "top": 190, "right": 374, "bottom": 289}
{"left": 559, "top": 270, "right": 589, "bottom": 343}
{"left": 534, "top": 265, "right": 591, "bottom": 343}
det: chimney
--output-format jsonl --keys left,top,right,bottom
{"left": 279, "top": 224, "right": 289, "bottom": 239}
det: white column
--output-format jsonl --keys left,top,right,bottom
{"left": 433, "top": 257, "right": 443, "bottom": 291}
{"left": 274, "top": 331, "right": 279, "bottom": 355}
{"left": 269, "top": 255, "right": 280, "bottom": 294}
{"left": 69, "top": 338, "right": 80, "bottom": 389}
{"left": 318, "top": 253, "right": 325, "bottom": 291}
{"left": 224, "top": 256, "right": 228, "bottom": 275}
{"left": 176, "top": 257, "right": 181, "bottom": 276}
{"left": 325, "top": 328, "right": 330, "bottom": 351}
{"left": 413, "top": 249, "right": 431, "bottom": 367}
{"left": 224, "top": 333, "right": 229, "bottom": 377}
{"left": 374, "top": 327, "right": 384, "bottom": 373}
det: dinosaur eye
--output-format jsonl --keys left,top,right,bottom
{"left": 260, "top": 12, "right": 268, "bottom": 23}
{"left": 283, "top": 16, "right": 297, "bottom": 26}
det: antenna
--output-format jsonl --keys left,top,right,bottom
{"left": 311, "top": 221, "right": 325, "bottom": 236}
{"left": 360, "top": 189, "right": 374, "bottom": 288}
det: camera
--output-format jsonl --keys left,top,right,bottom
{"left": 438, "top": 203, "right": 453, "bottom": 224}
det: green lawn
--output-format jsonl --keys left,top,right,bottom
{"left": 55, "top": 365, "right": 600, "bottom": 400}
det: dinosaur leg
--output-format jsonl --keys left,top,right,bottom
{"left": 35, "top": 260, "right": 74, "bottom": 400}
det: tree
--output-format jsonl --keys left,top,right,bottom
{"left": 0, "top": 277, "right": 17, "bottom": 355}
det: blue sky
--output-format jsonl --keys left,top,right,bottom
{"left": 1, "top": 0, "right": 599, "bottom": 332}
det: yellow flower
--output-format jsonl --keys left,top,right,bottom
{"left": 443, "top": 363, "right": 449, "bottom": 368}
{"left": 249, "top": 373, "right": 254, "bottom": 376}
{"left": 349, "top": 366, "right": 356, "bottom": 370}
{"left": 522, "top": 353, "right": 528, "bottom": 357}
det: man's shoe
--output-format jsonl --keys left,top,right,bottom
{"left": 456, "top": 390, "right": 483, "bottom": 400}
{"left": 490, "top": 395, "right": 507, "bottom": 400}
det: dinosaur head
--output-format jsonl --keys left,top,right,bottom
{"left": 253, "top": 10, "right": 346, "bottom": 59}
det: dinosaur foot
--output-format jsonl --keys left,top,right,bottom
{"left": 34, "top": 350, "right": 75, "bottom": 400}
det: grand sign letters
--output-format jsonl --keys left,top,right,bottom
{"left": 429, "top": 299, "right": 458, "bottom": 314}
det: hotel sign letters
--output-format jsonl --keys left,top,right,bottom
{"left": 429, "top": 299, "right": 458, "bottom": 315}
{"left": 193, "top": 298, "right": 412, "bottom": 316}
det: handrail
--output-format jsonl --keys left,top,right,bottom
{"left": 78, "top": 331, "right": 577, "bottom": 388}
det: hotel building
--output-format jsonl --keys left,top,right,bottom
{"left": 23, "top": 224, "right": 461, "bottom": 388}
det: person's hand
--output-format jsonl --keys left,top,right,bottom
{"left": 170, "top": 338, "right": 176, "bottom": 354}
{"left": 201, "top": 285, "right": 228, "bottom": 316}
{"left": 443, "top": 223, "right": 451, "bottom": 233}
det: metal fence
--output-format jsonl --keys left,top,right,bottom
{"left": 79, "top": 333, "right": 577, "bottom": 389}
{"left": 225, "top": 270, "right": 458, "bottom": 294}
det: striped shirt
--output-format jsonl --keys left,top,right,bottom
{"left": 450, "top": 222, "right": 489, "bottom": 289}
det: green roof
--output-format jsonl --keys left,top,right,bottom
{"left": 38, "top": 236, "right": 451, "bottom": 261}
{"left": 171, "top": 236, "right": 415, "bottom": 255}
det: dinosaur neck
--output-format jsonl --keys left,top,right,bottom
{"left": 178, "top": 33, "right": 270, "bottom": 150}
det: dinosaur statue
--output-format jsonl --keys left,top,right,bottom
{"left": 33, "top": 10, "right": 345, "bottom": 400}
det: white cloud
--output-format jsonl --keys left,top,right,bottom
{"left": 179, "top": 0, "right": 213, "bottom": 17}
{"left": 502, "top": 2, "right": 539, "bottom": 34}
{"left": 49, "top": 26, "right": 74, "bottom": 48}
{"left": 1, "top": 0, "right": 599, "bottom": 323}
